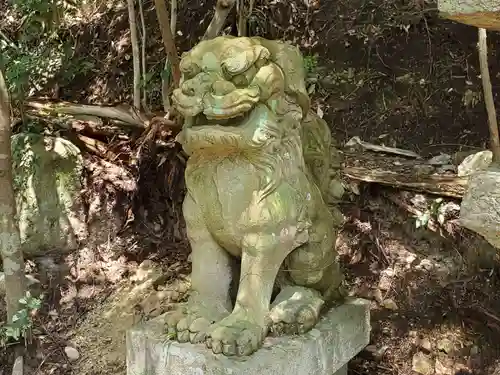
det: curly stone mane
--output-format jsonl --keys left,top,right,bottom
{"left": 174, "top": 36, "right": 332, "bottom": 201}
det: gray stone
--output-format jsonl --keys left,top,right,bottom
{"left": 412, "top": 352, "right": 434, "bottom": 375}
{"left": 460, "top": 165, "right": 500, "bottom": 249}
{"left": 428, "top": 153, "right": 451, "bottom": 166}
{"left": 11, "top": 133, "right": 86, "bottom": 255}
{"left": 0, "top": 272, "right": 39, "bottom": 296}
{"left": 457, "top": 150, "right": 492, "bottom": 177}
{"left": 126, "top": 298, "right": 370, "bottom": 375}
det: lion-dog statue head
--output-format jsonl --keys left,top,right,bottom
{"left": 172, "top": 35, "right": 340, "bottom": 201}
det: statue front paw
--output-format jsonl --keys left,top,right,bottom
{"left": 165, "top": 304, "right": 230, "bottom": 344}
{"left": 206, "top": 310, "right": 267, "bottom": 356}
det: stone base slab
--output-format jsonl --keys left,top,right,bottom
{"left": 126, "top": 298, "right": 370, "bottom": 375}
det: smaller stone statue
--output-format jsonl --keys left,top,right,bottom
{"left": 167, "top": 35, "right": 346, "bottom": 357}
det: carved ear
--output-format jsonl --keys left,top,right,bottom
{"left": 222, "top": 53, "right": 249, "bottom": 76}
{"left": 222, "top": 45, "right": 271, "bottom": 76}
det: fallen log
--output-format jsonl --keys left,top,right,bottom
{"left": 342, "top": 151, "right": 468, "bottom": 198}
{"left": 438, "top": 0, "right": 500, "bottom": 30}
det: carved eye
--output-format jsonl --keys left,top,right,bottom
{"left": 232, "top": 74, "right": 248, "bottom": 87}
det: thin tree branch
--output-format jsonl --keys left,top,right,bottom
{"left": 24, "top": 100, "right": 180, "bottom": 130}
{"left": 237, "top": 0, "right": 254, "bottom": 36}
{"left": 26, "top": 100, "right": 148, "bottom": 128}
{"left": 127, "top": 0, "right": 141, "bottom": 109}
{"left": 160, "top": 0, "right": 178, "bottom": 112}
{"left": 203, "top": 0, "right": 237, "bottom": 40}
{"left": 478, "top": 27, "right": 500, "bottom": 163}
{"left": 170, "top": 0, "right": 177, "bottom": 35}
{"left": 154, "top": 0, "right": 181, "bottom": 88}
{"left": 237, "top": 0, "right": 244, "bottom": 36}
{"left": 138, "top": 0, "right": 148, "bottom": 111}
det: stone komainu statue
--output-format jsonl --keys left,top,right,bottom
{"left": 167, "top": 36, "right": 345, "bottom": 357}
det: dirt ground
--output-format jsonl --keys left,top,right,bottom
{"left": 2, "top": 0, "right": 500, "bottom": 374}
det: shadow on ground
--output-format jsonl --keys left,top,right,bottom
{"left": 339, "top": 186, "right": 500, "bottom": 375}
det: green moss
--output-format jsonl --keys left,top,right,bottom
{"left": 10, "top": 133, "right": 84, "bottom": 255}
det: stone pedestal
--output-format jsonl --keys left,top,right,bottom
{"left": 126, "top": 298, "right": 370, "bottom": 375}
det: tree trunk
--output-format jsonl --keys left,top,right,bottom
{"left": 138, "top": 0, "right": 148, "bottom": 110}
{"left": 0, "top": 69, "right": 26, "bottom": 322}
{"left": 154, "top": 0, "right": 181, "bottom": 89}
{"left": 160, "top": 0, "right": 178, "bottom": 112}
{"left": 477, "top": 27, "right": 500, "bottom": 163}
{"left": 127, "top": 0, "right": 142, "bottom": 109}
{"left": 203, "top": 0, "right": 237, "bottom": 40}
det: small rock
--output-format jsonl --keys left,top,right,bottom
{"left": 437, "top": 165, "right": 456, "bottom": 174}
{"left": 0, "top": 272, "right": 40, "bottom": 296}
{"left": 470, "top": 345, "right": 479, "bottom": 356}
{"left": 415, "top": 258, "right": 435, "bottom": 271}
{"left": 435, "top": 358, "right": 450, "bottom": 375}
{"left": 64, "top": 346, "right": 80, "bottom": 361}
{"left": 378, "top": 268, "right": 394, "bottom": 291}
{"left": 372, "top": 288, "right": 383, "bottom": 303}
{"left": 428, "top": 153, "right": 452, "bottom": 166}
{"left": 452, "top": 150, "right": 477, "bottom": 165}
{"left": 412, "top": 352, "right": 434, "bottom": 375}
{"left": 417, "top": 337, "right": 432, "bottom": 352}
{"left": 382, "top": 298, "right": 398, "bottom": 311}
{"left": 458, "top": 150, "right": 492, "bottom": 176}
{"left": 363, "top": 344, "right": 389, "bottom": 360}
{"left": 414, "top": 165, "right": 435, "bottom": 174}
{"left": 437, "top": 338, "right": 454, "bottom": 354}
{"left": 12, "top": 356, "right": 23, "bottom": 375}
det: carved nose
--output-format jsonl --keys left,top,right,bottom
{"left": 211, "top": 80, "right": 236, "bottom": 96}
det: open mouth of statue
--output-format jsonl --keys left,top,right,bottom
{"left": 191, "top": 111, "right": 250, "bottom": 128}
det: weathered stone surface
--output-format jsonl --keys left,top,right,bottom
{"left": 458, "top": 150, "right": 492, "bottom": 177}
{"left": 438, "top": 0, "right": 500, "bottom": 30}
{"left": 126, "top": 298, "right": 370, "bottom": 375}
{"left": 11, "top": 133, "right": 86, "bottom": 255}
{"left": 460, "top": 165, "right": 500, "bottom": 249}
{"left": 166, "top": 35, "right": 346, "bottom": 357}
{"left": 0, "top": 272, "right": 39, "bottom": 296}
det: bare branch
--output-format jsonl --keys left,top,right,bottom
{"left": 170, "top": 0, "right": 177, "bottom": 35}
{"left": 237, "top": 0, "right": 254, "bottom": 37}
{"left": 203, "top": 0, "right": 237, "bottom": 40}
{"left": 160, "top": 0, "right": 178, "bottom": 112}
{"left": 26, "top": 100, "right": 148, "bottom": 128}
{"left": 24, "top": 100, "right": 181, "bottom": 130}
{"left": 127, "top": 0, "right": 141, "bottom": 109}
{"left": 154, "top": 0, "right": 181, "bottom": 87}
{"left": 478, "top": 27, "right": 500, "bottom": 163}
{"left": 138, "top": 0, "right": 148, "bottom": 111}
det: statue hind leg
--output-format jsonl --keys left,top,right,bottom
{"left": 269, "top": 205, "right": 345, "bottom": 336}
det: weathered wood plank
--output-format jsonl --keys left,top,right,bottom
{"left": 438, "top": 0, "right": 500, "bottom": 30}
{"left": 342, "top": 151, "right": 468, "bottom": 198}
